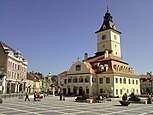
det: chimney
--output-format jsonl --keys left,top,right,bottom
{"left": 84, "top": 53, "right": 88, "bottom": 60}
{"left": 104, "top": 50, "right": 109, "bottom": 58}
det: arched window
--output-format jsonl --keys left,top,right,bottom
{"left": 104, "top": 64, "right": 108, "bottom": 71}
{"left": 116, "top": 78, "right": 118, "bottom": 83}
{"left": 113, "top": 65, "right": 117, "bottom": 70}
{"left": 129, "top": 79, "right": 131, "bottom": 84}
{"left": 123, "top": 78, "right": 126, "bottom": 84}
{"left": 85, "top": 76, "right": 89, "bottom": 82}
{"left": 73, "top": 86, "right": 77, "bottom": 94}
{"left": 68, "top": 77, "right": 72, "bottom": 83}
{"left": 79, "top": 76, "right": 83, "bottom": 83}
{"left": 120, "top": 78, "right": 122, "bottom": 83}
{"left": 73, "top": 77, "right": 77, "bottom": 83}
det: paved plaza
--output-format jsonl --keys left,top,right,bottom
{"left": 0, "top": 96, "right": 153, "bottom": 115}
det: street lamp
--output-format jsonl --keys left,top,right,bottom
{"left": 148, "top": 71, "right": 152, "bottom": 98}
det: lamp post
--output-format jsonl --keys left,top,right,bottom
{"left": 147, "top": 71, "right": 152, "bottom": 98}
{"left": 148, "top": 71, "right": 152, "bottom": 98}
{"left": 16, "top": 79, "right": 17, "bottom": 93}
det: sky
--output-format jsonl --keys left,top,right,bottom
{"left": 0, "top": 0, "right": 153, "bottom": 76}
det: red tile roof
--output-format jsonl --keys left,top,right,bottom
{"left": 58, "top": 71, "right": 68, "bottom": 77}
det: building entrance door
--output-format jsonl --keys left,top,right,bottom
{"left": 79, "top": 87, "right": 83, "bottom": 95}
{"left": 73, "top": 87, "right": 77, "bottom": 94}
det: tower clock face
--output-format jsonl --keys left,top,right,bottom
{"left": 102, "top": 35, "right": 106, "bottom": 40}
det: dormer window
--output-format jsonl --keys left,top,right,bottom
{"left": 76, "top": 65, "right": 81, "bottom": 71}
{"left": 103, "top": 25, "right": 106, "bottom": 29}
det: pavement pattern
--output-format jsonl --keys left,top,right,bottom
{"left": 0, "top": 96, "right": 153, "bottom": 115}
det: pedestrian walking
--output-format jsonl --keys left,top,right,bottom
{"left": 25, "top": 92, "right": 30, "bottom": 101}
{"left": 34, "top": 91, "right": 37, "bottom": 101}
{"left": 59, "top": 91, "right": 63, "bottom": 101}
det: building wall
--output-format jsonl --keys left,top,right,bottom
{"left": 97, "top": 30, "right": 111, "bottom": 53}
{"left": 140, "top": 79, "right": 152, "bottom": 94}
{"left": 26, "top": 79, "right": 35, "bottom": 93}
{"left": 35, "top": 81, "right": 42, "bottom": 92}
{"left": 97, "top": 30, "right": 121, "bottom": 58}
{"left": 6, "top": 56, "right": 28, "bottom": 93}
{"left": 60, "top": 61, "right": 97, "bottom": 96}
{"left": 61, "top": 74, "right": 97, "bottom": 96}
{"left": 110, "top": 31, "right": 121, "bottom": 58}
{"left": 97, "top": 74, "right": 114, "bottom": 96}
{"left": 7, "top": 57, "right": 27, "bottom": 81}
{"left": 59, "top": 64, "right": 141, "bottom": 97}
{"left": 114, "top": 75, "right": 140, "bottom": 97}
{"left": 0, "top": 43, "right": 28, "bottom": 94}
{"left": 67, "top": 61, "right": 90, "bottom": 75}
{"left": 0, "top": 44, "right": 7, "bottom": 69}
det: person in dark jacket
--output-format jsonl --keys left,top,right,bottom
{"left": 25, "top": 92, "right": 30, "bottom": 101}
{"left": 34, "top": 91, "right": 37, "bottom": 101}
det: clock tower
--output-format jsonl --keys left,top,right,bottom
{"left": 95, "top": 7, "right": 122, "bottom": 58}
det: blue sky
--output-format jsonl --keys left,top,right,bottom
{"left": 0, "top": 0, "right": 153, "bottom": 75}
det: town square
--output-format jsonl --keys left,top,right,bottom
{"left": 0, "top": 0, "right": 153, "bottom": 115}
{"left": 0, "top": 96, "right": 153, "bottom": 115}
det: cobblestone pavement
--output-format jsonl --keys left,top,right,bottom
{"left": 0, "top": 96, "right": 153, "bottom": 115}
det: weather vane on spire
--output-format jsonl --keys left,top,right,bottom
{"left": 107, "top": 5, "right": 109, "bottom": 13}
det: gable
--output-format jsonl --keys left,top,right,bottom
{"left": 67, "top": 61, "right": 90, "bottom": 75}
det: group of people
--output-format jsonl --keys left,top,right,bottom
{"left": 24, "top": 91, "right": 43, "bottom": 101}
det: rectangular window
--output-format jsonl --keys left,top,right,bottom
{"left": 116, "top": 78, "right": 118, "bottom": 83}
{"left": 76, "top": 65, "right": 81, "bottom": 71}
{"left": 92, "top": 78, "right": 95, "bottom": 82}
{"left": 99, "top": 78, "right": 103, "bottom": 84}
{"left": 127, "top": 89, "right": 129, "bottom": 94}
{"left": 17, "top": 74, "right": 19, "bottom": 79}
{"left": 64, "top": 79, "right": 67, "bottom": 84}
{"left": 120, "top": 89, "right": 122, "bottom": 95}
{"left": 68, "top": 88, "right": 71, "bottom": 94}
{"left": 86, "top": 89, "right": 89, "bottom": 93}
{"left": 12, "top": 72, "right": 14, "bottom": 79}
{"left": 18, "top": 65, "right": 20, "bottom": 70}
{"left": 14, "top": 64, "right": 16, "bottom": 70}
{"left": 100, "top": 89, "right": 103, "bottom": 93}
{"left": 136, "top": 89, "right": 138, "bottom": 94}
{"left": 14, "top": 73, "right": 16, "bottom": 79}
{"left": 106, "top": 77, "right": 110, "bottom": 83}
{"left": 68, "top": 79, "right": 71, "bottom": 83}
{"left": 116, "top": 89, "right": 118, "bottom": 95}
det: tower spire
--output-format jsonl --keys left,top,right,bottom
{"left": 95, "top": 7, "right": 121, "bottom": 34}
